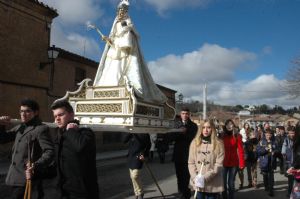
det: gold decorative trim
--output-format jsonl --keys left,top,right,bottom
{"left": 76, "top": 103, "right": 122, "bottom": 113}
{"left": 71, "top": 88, "right": 86, "bottom": 98}
{"left": 94, "top": 90, "right": 120, "bottom": 98}
{"left": 164, "top": 103, "right": 176, "bottom": 119}
{"left": 136, "top": 105, "right": 160, "bottom": 117}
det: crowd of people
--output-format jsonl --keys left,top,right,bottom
{"left": 140, "top": 107, "right": 300, "bottom": 199}
{"left": 184, "top": 110, "right": 300, "bottom": 199}
{"left": 1, "top": 100, "right": 300, "bottom": 199}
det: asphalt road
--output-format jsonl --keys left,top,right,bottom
{"left": 0, "top": 155, "right": 290, "bottom": 199}
{"left": 101, "top": 158, "right": 289, "bottom": 199}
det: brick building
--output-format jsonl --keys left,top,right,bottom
{"left": 0, "top": 0, "right": 100, "bottom": 121}
{"left": 0, "top": 0, "right": 176, "bottom": 152}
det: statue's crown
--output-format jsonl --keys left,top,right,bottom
{"left": 118, "top": 0, "right": 130, "bottom": 10}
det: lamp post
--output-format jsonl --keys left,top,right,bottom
{"left": 175, "top": 93, "right": 184, "bottom": 113}
{"left": 39, "top": 45, "right": 59, "bottom": 90}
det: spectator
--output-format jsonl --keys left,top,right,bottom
{"left": 287, "top": 123, "right": 300, "bottom": 199}
{"left": 188, "top": 119, "right": 224, "bottom": 199}
{"left": 155, "top": 134, "right": 169, "bottom": 164}
{"left": 238, "top": 122, "right": 251, "bottom": 189}
{"left": 221, "top": 119, "right": 245, "bottom": 199}
{"left": 244, "top": 131, "right": 259, "bottom": 188}
{"left": 167, "top": 107, "right": 198, "bottom": 199}
{"left": 275, "top": 126, "right": 286, "bottom": 174}
{"left": 123, "top": 133, "right": 150, "bottom": 199}
{"left": 282, "top": 126, "right": 296, "bottom": 197}
{"left": 257, "top": 129, "right": 278, "bottom": 197}
{"left": 149, "top": 133, "right": 157, "bottom": 162}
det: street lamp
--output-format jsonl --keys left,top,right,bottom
{"left": 178, "top": 93, "right": 183, "bottom": 103}
{"left": 39, "top": 45, "right": 59, "bottom": 69}
{"left": 39, "top": 45, "right": 59, "bottom": 90}
{"left": 175, "top": 93, "right": 184, "bottom": 113}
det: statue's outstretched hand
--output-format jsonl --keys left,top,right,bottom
{"left": 101, "top": 36, "right": 113, "bottom": 46}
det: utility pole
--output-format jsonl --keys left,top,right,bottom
{"left": 203, "top": 83, "right": 207, "bottom": 120}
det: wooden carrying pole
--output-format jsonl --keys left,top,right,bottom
{"left": 24, "top": 137, "right": 32, "bottom": 199}
{"left": 144, "top": 161, "right": 165, "bottom": 199}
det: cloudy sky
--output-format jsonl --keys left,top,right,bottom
{"left": 40, "top": 0, "right": 300, "bottom": 108}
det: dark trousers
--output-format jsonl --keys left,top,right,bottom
{"left": 149, "top": 151, "right": 154, "bottom": 161}
{"left": 222, "top": 166, "right": 238, "bottom": 199}
{"left": 287, "top": 175, "right": 294, "bottom": 196}
{"left": 262, "top": 170, "right": 274, "bottom": 194}
{"left": 196, "top": 192, "right": 220, "bottom": 199}
{"left": 277, "top": 154, "right": 284, "bottom": 173}
{"left": 158, "top": 151, "right": 165, "bottom": 163}
{"left": 175, "top": 160, "right": 191, "bottom": 199}
{"left": 10, "top": 186, "right": 25, "bottom": 199}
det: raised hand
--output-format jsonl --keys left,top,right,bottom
{"left": 0, "top": 116, "right": 11, "bottom": 125}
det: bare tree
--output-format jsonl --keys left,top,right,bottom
{"left": 286, "top": 55, "right": 300, "bottom": 97}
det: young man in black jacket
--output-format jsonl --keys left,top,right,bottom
{"left": 169, "top": 107, "right": 198, "bottom": 199}
{"left": 30, "top": 100, "right": 99, "bottom": 199}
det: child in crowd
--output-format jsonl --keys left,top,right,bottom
{"left": 257, "top": 129, "right": 278, "bottom": 197}
{"left": 244, "top": 131, "right": 259, "bottom": 188}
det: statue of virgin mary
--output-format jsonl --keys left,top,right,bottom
{"left": 93, "top": 0, "right": 167, "bottom": 104}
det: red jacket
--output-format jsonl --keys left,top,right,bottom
{"left": 223, "top": 133, "right": 245, "bottom": 168}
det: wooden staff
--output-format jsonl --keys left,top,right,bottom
{"left": 144, "top": 161, "right": 165, "bottom": 199}
{"left": 24, "top": 137, "right": 32, "bottom": 199}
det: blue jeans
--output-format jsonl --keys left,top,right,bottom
{"left": 196, "top": 192, "right": 220, "bottom": 199}
{"left": 222, "top": 166, "right": 238, "bottom": 199}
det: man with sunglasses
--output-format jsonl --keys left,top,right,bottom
{"left": 0, "top": 99, "right": 54, "bottom": 199}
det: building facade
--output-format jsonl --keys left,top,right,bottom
{"left": 0, "top": 0, "right": 176, "bottom": 152}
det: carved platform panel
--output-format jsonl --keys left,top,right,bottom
{"left": 57, "top": 79, "right": 176, "bottom": 133}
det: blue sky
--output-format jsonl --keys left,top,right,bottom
{"left": 40, "top": 0, "right": 300, "bottom": 108}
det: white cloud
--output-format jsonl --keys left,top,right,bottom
{"left": 193, "top": 75, "right": 296, "bottom": 108}
{"left": 213, "top": 75, "right": 283, "bottom": 104}
{"left": 148, "top": 44, "right": 298, "bottom": 107}
{"left": 40, "top": 0, "right": 104, "bottom": 25}
{"left": 144, "top": 0, "right": 212, "bottom": 15}
{"left": 149, "top": 43, "right": 256, "bottom": 85}
{"left": 39, "top": 0, "right": 105, "bottom": 60}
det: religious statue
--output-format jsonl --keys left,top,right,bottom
{"left": 92, "top": 0, "right": 167, "bottom": 104}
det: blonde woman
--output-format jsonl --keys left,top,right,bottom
{"left": 188, "top": 120, "right": 224, "bottom": 199}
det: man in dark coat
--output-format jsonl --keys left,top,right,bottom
{"left": 168, "top": 107, "right": 198, "bottom": 199}
{"left": 275, "top": 126, "right": 286, "bottom": 174}
{"left": 44, "top": 100, "right": 99, "bottom": 199}
{"left": 0, "top": 99, "right": 54, "bottom": 199}
{"left": 123, "top": 133, "right": 150, "bottom": 199}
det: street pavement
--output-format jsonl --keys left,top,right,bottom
{"left": 0, "top": 150, "right": 290, "bottom": 199}
{"left": 107, "top": 159, "right": 289, "bottom": 199}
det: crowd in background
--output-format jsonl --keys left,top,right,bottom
{"left": 148, "top": 108, "right": 300, "bottom": 199}
{"left": 185, "top": 116, "right": 300, "bottom": 199}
